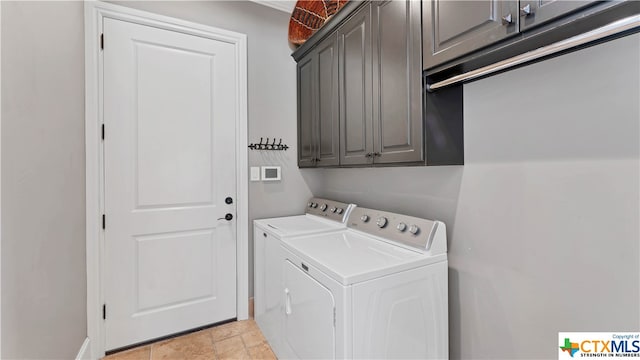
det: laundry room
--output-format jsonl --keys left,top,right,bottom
{"left": 0, "top": 1, "right": 638, "bottom": 359}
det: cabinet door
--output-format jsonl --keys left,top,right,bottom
{"left": 316, "top": 34, "right": 340, "bottom": 166}
{"left": 297, "top": 54, "right": 317, "bottom": 168}
{"left": 339, "top": 4, "right": 374, "bottom": 166}
{"left": 372, "top": 0, "right": 424, "bottom": 164}
{"left": 423, "top": 0, "right": 519, "bottom": 70}
{"left": 519, "top": 0, "right": 597, "bottom": 31}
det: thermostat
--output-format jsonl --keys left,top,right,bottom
{"left": 261, "top": 166, "right": 281, "bottom": 181}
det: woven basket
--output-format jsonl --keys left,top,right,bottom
{"left": 289, "top": 0, "right": 349, "bottom": 45}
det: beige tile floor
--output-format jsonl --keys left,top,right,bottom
{"left": 103, "top": 320, "right": 276, "bottom": 360}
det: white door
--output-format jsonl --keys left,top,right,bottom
{"left": 103, "top": 17, "right": 237, "bottom": 350}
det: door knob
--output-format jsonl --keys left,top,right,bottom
{"left": 501, "top": 13, "right": 513, "bottom": 25}
{"left": 218, "top": 213, "right": 233, "bottom": 221}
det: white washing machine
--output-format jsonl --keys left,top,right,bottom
{"left": 278, "top": 206, "right": 448, "bottom": 359}
{"left": 253, "top": 198, "right": 355, "bottom": 354}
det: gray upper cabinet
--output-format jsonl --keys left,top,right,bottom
{"left": 316, "top": 34, "right": 340, "bottom": 166}
{"left": 296, "top": 0, "right": 428, "bottom": 168}
{"left": 297, "top": 34, "right": 339, "bottom": 168}
{"left": 423, "top": 0, "right": 605, "bottom": 70}
{"left": 519, "top": 1, "right": 597, "bottom": 31}
{"left": 297, "top": 55, "right": 316, "bottom": 168}
{"left": 339, "top": 4, "right": 373, "bottom": 166}
{"left": 372, "top": 0, "right": 424, "bottom": 164}
{"left": 423, "top": 0, "right": 519, "bottom": 70}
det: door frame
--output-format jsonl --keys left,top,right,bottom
{"left": 84, "top": 2, "right": 249, "bottom": 358}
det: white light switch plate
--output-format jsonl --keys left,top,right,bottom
{"left": 250, "top": 167, "right": 261, "bottom": 181}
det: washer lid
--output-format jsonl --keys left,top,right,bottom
{"left": 281, "top": 230, "right": 446, "bottom": 285}
{"left": 254, "top": 214, "right": 346, "bottom": 237}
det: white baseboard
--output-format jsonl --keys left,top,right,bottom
{"left": 76, "top": 337, "right": 91, "bottom": 360}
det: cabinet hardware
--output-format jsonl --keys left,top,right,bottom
{"left": 520, "top": 3, "right": 532, "bottom": 16}
{"left": 501, "top": 13, "right": 513, "bottom": 25}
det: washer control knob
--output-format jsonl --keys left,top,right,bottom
{"left": 397, "top": 222, "right": 407, "bottom": 232}
{"left": 336, "top": 208, "right": 344, "bottom": 214}
{"left": 330, "top": 207, "right": 337, "bottom": 213}
{"left": 312, "top": 203, "right": 318, "bottom": 208}
{"left": 320, "top": 204, "right": 328, "bottom": 211}
{"left": 376, "top": 217, "right": 388, "bottom": 228}
{"left": 409, "top": 225, "right": 420, "bottom": 235}
{"left": 360, "top": 215, "right": 370, "bottom": 222}
{"left": 307, "top": 202, "right": 313, "bottom": 208}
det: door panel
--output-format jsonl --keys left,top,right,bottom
{"left": 339, "top": 4, "right": 373, "bottom": 166}
{"left": 520, "top": 0, "right": 597, "bottom": 31}
{"left": 372, "top": 0, "right": 424, "bottom": 164}
{"left": 103, "top": 18, "right": 237, "bottom": 350}
{"left": 423, "top": 0, "right": 519, "bottom": 69}
{"left": 135, "top": 42, "right": 214, "bottom": 207}
{"left": 316, "top": 34, "right": 340, "bottom": 166}
{"left": 283, "top": 260, "right": 335, "bottom": 359}
{"left": 297, "top": 55, "right": 316, "bottom": 167}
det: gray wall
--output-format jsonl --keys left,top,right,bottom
{"left": 307, "top": 33, "right": 640, "bottom": 359}
{"left": 107, "top": 1, "right": 313, "bottom": 297}
{"left": 1, "top": 2, "right": 87, "bottom": 359}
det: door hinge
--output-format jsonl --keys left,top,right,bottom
{"left": 101, "top": 124, "right": 105, "bottom": 140}
{"left": 100, "top": 33, "right": 104, "bottom": 50}
{"left": 103, "top": 304, "right": 107, "bottom": 320}
{"left": 102, "top": 214, "right": 106, "bottom": 230}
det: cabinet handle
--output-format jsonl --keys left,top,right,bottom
{"left": 373, "top": 152, "right": 381, "bottom": 157}
{"left": 501, "top": 13, "right": 513, "bottom": 25}
{"left": 365, "top": 153, "right": 372, "bottom": 158}
{"left": 284, "top": 288, "right": 292, "bottom": 315}
{"left": 520, "top": 3, "right": 532, "bottom": 16}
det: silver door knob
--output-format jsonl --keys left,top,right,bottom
{"left": 520, "top": 3, "right": 532, "bottom": 16}
{"left": 501, "top": 13, "right": 513, "bottom": 25}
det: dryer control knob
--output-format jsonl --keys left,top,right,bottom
{"left": 307, "top": 202, "right": 313, "bottom": 208}
{"left": 312, "top": 203, "right": 318, "bottom": 208}
{"left": 409, "top": 225, "right": 420, "bottom": 235}
{"left": 336, "top": 208, "right": 344, "bottom": 214}
{"left": 376, "top": 217, "right": 388, "bottom": 228}
{"left": 397, "top": 222, "right": 407, "bottom": 232}
{"left": 320, "top": 204, "right": 328, "bottom": 211}
{"left": 330, "top": 207, "right": 337, "bottom": 213}
{"left": 360, "top": 215, "right": 370, "bottom": 222}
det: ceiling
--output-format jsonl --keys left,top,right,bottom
{"left": 249, "top": 0, "right": 296, "bottom": 14}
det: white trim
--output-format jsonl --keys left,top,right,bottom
{"left": 75, "top": 338, "right": 91, "bottom": 360}
{"left": 248, "top": 0, "right": 294, "bottom": 14}
{"left": 84, "top": 2, "right": 249, "bottom": 358}
{"left": 0, "top": 2, "right": 3, "bottom": 357}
